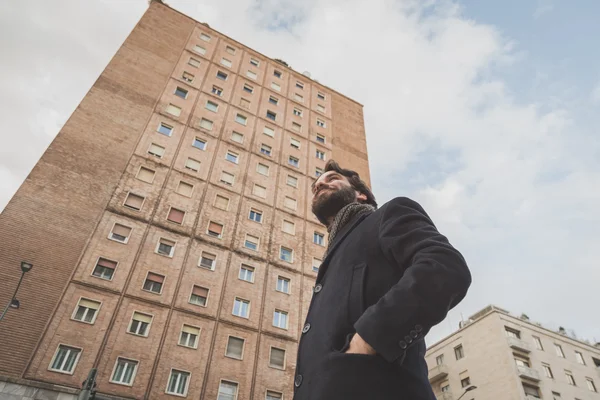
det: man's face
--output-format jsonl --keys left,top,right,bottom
{"left": 311, "top": 171, "right": 361, "bottom": 225}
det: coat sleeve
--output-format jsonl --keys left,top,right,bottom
{"left": 354, "top": 197, "right": 471, "bottom": 363}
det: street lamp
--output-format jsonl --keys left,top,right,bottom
{"left": 0, "top": 261, "right": 33, "bottom": 321}
{"left": 456, "top": 385, "right": 477, "bottom": 400}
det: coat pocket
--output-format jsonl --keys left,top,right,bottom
{"left": 347, "top": 262, "right": 367, "bottom": 324}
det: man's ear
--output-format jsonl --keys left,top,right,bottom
{"left": 356, "top": 192, "right": 367, "bottom": 202}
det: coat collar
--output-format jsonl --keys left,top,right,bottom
{"left": 316, "top": 212, "right": 371, "bottom": 283}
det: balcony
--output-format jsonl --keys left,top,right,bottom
{"left": 507, "top": 336, "right": 532, "bottom": 353}
{"left": 518, "top": 365, "right": 541, "bottom": 381}
{"left": 429, "top": 364, "right": 449, "bottom": 383}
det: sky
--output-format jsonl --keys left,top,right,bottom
{"left": 1, "top": 0, "right": 599, "bottom": 346}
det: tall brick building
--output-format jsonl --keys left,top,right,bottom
{"left": 0, "top": 2, "right": 370, "bottom": 399}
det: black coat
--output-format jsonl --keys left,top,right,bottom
{"left": 293, "top": 197, "right": 471, "bottom": 400}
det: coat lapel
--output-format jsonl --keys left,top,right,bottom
{"left": 316, "top": 213, "right": 370, "bottom": 283}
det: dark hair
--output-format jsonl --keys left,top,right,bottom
{"left": 324, "top": 160, "right": 377, "bottom": 208}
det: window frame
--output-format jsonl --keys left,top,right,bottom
{"left": 155, "top": 237, "right": 176, "bottom": 258}
{"left": 276, "top": 276, "right": 290, "bottom": 294}
{"left": 127, "top": 311, "right": 153, "bottom": 337}
{"left": 268, "top": 346, "right": 286, "bottom": 370}
{"left": 189, "top": 285, "right": 209, "bottom": 307}
{"left": 91, "top": 256, "right": 118, "bottom": 281}
{"left": 207, "top": 220, "right": 225, "bottom": 238}
{"left": 244, "top": 234, "right": 260, "bottom": 251}
{"left": 48, "top": 344, "right": 82, "bottom": 375}
{"left": 272, "top": 309, "right": 289, "bottom": 330}
{"left": 109, "top": 357, "right": 139, "bottom": 386}
{"left": 71, "top": 297, "right": 102, "bottom": 325}
{"left": 232, "top": 297, "right": 251, "bottom": 319}
{"left": 165, "top": 368, "right": 191, "bottom": 397}
{"left": 198, "top": 251, "right": 217, "bottom": 271}
{"left": 123, "top": 191, "right": 146, "bottom": 211}
{"left": 178, "top": 324, "right": 201, "bottom": 349}
{"left": 225, "top": 335, "right": 245, "bottom": 360}
{"left": 239, "top": 264, "right": 255, "bottom": 283}
{"left": 142, "top": 271, "right": 165, "bottom": 295}
{"left": 279, "top": 246, "right": 294, "bottom": 263}
{"left": 218, "top": 379, "right": 239, "bottom": 400}
{"left": 108, "top": 222, "right": 132, "bottom": 244}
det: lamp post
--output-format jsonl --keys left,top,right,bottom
{"left": 456, "top": 385, "right": 477, "bottom": 400}
{"left": 0, "top": 261, "right": 33, "bottom": 321}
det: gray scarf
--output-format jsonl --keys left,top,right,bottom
{"left": 324, "top": 202, "right": 375, "bottom": 259}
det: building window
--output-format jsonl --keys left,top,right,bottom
{"left": 235, "top": 114, "right": 247, "bottom": 126}
{"left": 231, "top": 131, "right": 244, "bottom": 143}
{"left": 212, "top": 85, "right": 223, "bottom": 96}
{"left": 316, "top": 149, "right": 326, "bottom": 160}
{"left": 207, "top": 221, "right": 224, "bottom": 238}
{"left": 280, "top": 247, "right": 293, "bottom": 263}
{"left": 287, "top": 175, "right": 298, "bottom": 187}
{"left": 188, "top": 57, "right": 201, "bottom": 68}
{"left": 182, "top": 72, "right": 194, "bottom": 83}
{"left": 124, "top": 192, "right": 145, "bottom": 211}
{"left": 226, "top": 45, "right": 236, "bottom": 55}
{"left": 290, "top": 138, "right": 301, "bottom": 149}
{"left": 217, "top": 71, "right": 228, "bottom": 80}
{"left": 454, "top": 344, "right": 464, "bottom": 360}
{"left": 199, "top": 252, "right": 216, "bottom": 270}
{"left": 221, "top": 58, "right": 232, "bottom": 68}
{"left": 294, "top": 93, "right": 304, "bottom": 103}
{"left": 555, "top": 343, "right": 565, "bottom": 358}
{"left": 282, "top": 220, "right": 295, "bottom": 235}
{"left": 252, "top": 184, "right": 267, "bottom": 198}
{"left": 225, "top": 336, "right": 244, "bottom": 359}
{"left": 269, "top": 347, "right": 285, "bottom": 369}
{"left": 542, "top": 363, "right": 554, "bottom": 378}
{"left": 72, "top": 298, "right": 101, "bottom": 324}
{"left": 250, "top": 58, "right": 260, "bottom": 67}
{"left": 233, "top": 298, "right": 250, "bottom": 318}
{"left": 179, "top": 325, "right": 200, "bottom": 348}
{"left": 522, "top": 383, "right": 540, "bottom": 399}
{"left": 587, "top": 378, "right": 598, "bottom": 392}
{"left": 260, "top": 144, "right": 272, "bottom": 156}
{"left": 276, "top": 276, "right": 290, "bottom": 293}
{"left": 317, "top": 104, "right": 326, "bottom": 113}
{"left": 189, "top": 285, "right": 208, "bottom": 306}
{"left": 575, "top": 351, "right": 586, "bottom": 365}
{"left": 263, "top": 126, "right": 275, "bottom": 137}
{"left": 291, "top": 122, "right": 301, "bottom": 132}
{"left": 441, "top": 384, "right": 450, "bottom": 392}
{"left": 514, "top": 356, "right": 530, "bottom": 368}
{"left": 166, "top": 369, "right": 190, "bottom": 396}
{"left": 274, "top": 70, "right": 282, "bottom": 78}
{"left": 109, "top": 223, "right": 131, "bottom": 243}
{"left": 49, "top": 345, "right": 81, "bottom": 374}
{"left": 313, "top": 232, "right": 325, "bottom": 246}
{"left": 565, "top": 371, "right": 576, "bottom": 386}
{"left": 220, "top": 171, "right": 235, "bottom": 186}
{"left": 247, "top": 70, "right": 257, "bottom": 80}
{"left": 185, "top": 158, "right": 201, "bottom": 172}
{"left": 226, "top": 150, "right": 239, "bottom": 164}
{"left": 200, "top": 33, "right": 211, "bottom": 41}
{"left": 176, "top": 181, "right": 194, "bottom": 197}
{"left": 533, "top": 336, "right": 543, "bottom": 350}
{"left": 460, "top": 377, "right": 471, "bottom": 388}
{"left": 271, "top": 82, "right": 281, "bottom": 91}
{"left": 293, "top": 108, "right": 302, "bottom": 117}
{"left": 136, "top": 166, "right": 155, "bottom": 183}
{"left": 552, "top": 391, "right": 561, "bottom": 399}
{"left": 288, "top": 156, "right": 299, "bottom": 168}
{"left": 167, "top": 207, "right": 185, "bottom": 224}
{"left": 249, "top": 209, "right": 263, "bottom": 223}
{"left": 194, "top": 44, "right": 206, "bottom": 55}
{"left": 315, "top": 167, "right": 324, "bottom": 177}
{"left": 244, "top": 234, "right": 259, "bottom": 251}
{"left": 239, "top": 264, "right": 255, "bottom": 282}
{"left": 111, "top": 358, "right": 138, "bottom": 386}
{"left": 92, "top": 258, "right": 117, "bottom": 280}
{"left": 243, "top": 83, "right": 254, "bottom": 93}
{"left": 316, "top": 133, "right": 326, "bottom": 143}
{"left": 296, "top": 81, "right": 304, "bottom": 89}
{"left": 268, "top": 96, "right": 279, "bottom": 105}
{"left": 214, "top": 194, "right": 230, "bottom": 210}
{"left": 283, "top": 196, "right": 297, "bottom": 210}
{"left": 316, "top": 119, "right": 326, "bottom": 128}
{"left": 199, "top": 118, "right": 213, "bottom": 131}
{"left": 166, "top": 104, "right": 182, "bottom": 117}
{"left": 157, "top": 122, "right": 173, "bottom": 136}
{"left": 218, "top": 381, "right": 238, "bottom": 400}
{"left": 143, "top": 272, "right": 164, "bottom": 294}
{"left": 128, "top": 311, "right": 152, "bottom": 336}
{"left": 266, "top": 110, "right": 277, "bottom": 121}
{"left": 205, "top": 100, "right": 219, "bottom": 112}
{"left": 505, "top": 327, "right": 521, "bottom": 339}
{"left": 312, "top": 258, "right": 321, "bottom": 273}
{"left": 239, "top": 98, "right": 251, "bottom": 110}
{"left": 317, "top": 92, "right": 326, "bottom": 100}
{"left": 174, "top": 87, "right": 188, "bottom": 99}
{"left": 156, "top": 238, "right": 175, "bottom": 257}
{"left": 435, "top": 354, "right": 444, "bottom": 365}
{"left": 255, "top": 163, "right": 269, "bottom": 177}
{"left": 266, "top": 390, "right": 282, "bottom": 400}
{"left": 192, "top": 138, "right": 207, "bottom": 151}
{"left": 273, "top": 310, "right": 288, "bottom": 329}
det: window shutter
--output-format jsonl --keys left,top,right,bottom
{"left": 98, "top": 258, "right": 117, "bottom": 269}
{"left": 168, "top": 208, "right": 185, "bottom": 224}
{"left": 125, "top": 193, "right": 145, "bottom": 209}
{"left": 208, "top": 222, "right": 223, "bottom": 235}
{"left": 137, "top": 167, "right": 155, "bottom": 183}
{"left": 227, "top": 337, "right": 244, "bottom": 357}
{"left": 185, "top": 158, "right": 201, "bottom": 171}
{"left": 192, "top": 286, "right": 208, "bottom": 297}
{"left": 177, "top": 181, "right": 193, "bottom": 197}
{"left": 282, "top": 220, "right": 295, "bottom": 234}
{"left": 253, "top": 185, "right": 266, "bottom": 198}
{"left": 133, "top": 312, "right": 152, "bottom": 323}
{"left": 148, "top": 143, "right": 165, "bottom": 157}
{"left": 263, "top": 126, "right": 275, "bottom": 137}
{"left": 214, "top": 195, "right": 229, "bottom": 210}
{"left": 166, "top": 104, "right": 182, "bottom": 117}
{"left": 78, "top": 298, "right": 100, "bottom": 309}
{"left": 147, "top": 272, "right": 164, "bottom": 283}
{"left": 112, "top": 224, "right": 131, "bottom": 238}
{"left": 182, "top": 325, "right": 200, "bottom": 335}
{"left": 270, "top": 348, "right": 285, "bottom": 367}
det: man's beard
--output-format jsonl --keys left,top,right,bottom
{"left": 312, "top": 186, "right": 357, "bottom": 226}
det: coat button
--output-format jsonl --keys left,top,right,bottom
{"left": 415, "top": 324, "right": 423, "bottom": 333}
{"left": 405, "top": 335, "right": 413, "bottom": 344}
{"left": 302, "top": 323, "right": 311, "bottom": 334}
{"left": 295, "top": 374, "right": 303, "bottom": 387}
{"left": 410, "top": 330, "right": 418, "bottom": 338}
{"left": 314, "top": 284, "right": 323, "bottom": 293}
{"left": 399, "top": 340, "right": 408, "bottom": 349}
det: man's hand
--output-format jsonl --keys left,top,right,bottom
{"left": 344, "top": 333, "right": 377, "bottom": 355}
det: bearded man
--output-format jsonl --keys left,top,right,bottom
{"left": 292, "top": 160, "right": 471, "bottom": 400}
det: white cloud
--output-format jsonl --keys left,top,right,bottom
{"left": 533, "top": 0, "right": 554, "bottom": 19}
{"left": 0, "top": 0, "right": 598, "bottom": 345}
